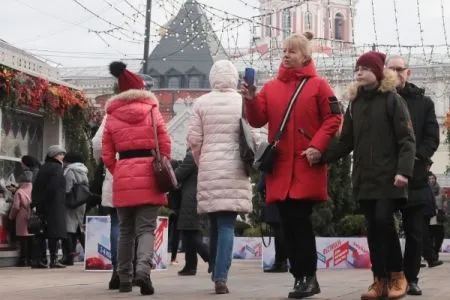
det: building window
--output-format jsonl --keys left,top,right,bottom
{"left": 304, "top": 11, "right": 313, "bottom": 31}
{"left": 152, "top": 77, "right": 160, "bottom": 89}
{"left": 1, "top": 113, "right": 44, "bottom": 162}
{"left": 265, "top": 15, "right": 272, "bottom": 37}
{"left": 282, "top": 9, "right": 291, "bottom": 40}
{"left": 334, "top": 13, "right": 345, "bottom": 40}
{"left": 168, "top": 76, "right": 181, "bottom": 89}
{"left": 188, "top": 76, "right": 201, "bottom": 89}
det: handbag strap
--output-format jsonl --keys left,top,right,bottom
{"left": 273, "top": 78, "right": 309, "bottom": 145}
{"left": 151, "top": 108, "right": 162, "bottom": 162}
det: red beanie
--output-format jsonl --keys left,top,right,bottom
{"left": 109, "top": 61, "right": 145, "bottom": 92}
{"left": 356, "top": 51, "right": 386, "bottom": 82}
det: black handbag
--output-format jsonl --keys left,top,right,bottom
{"left": 436, "top": 209, "right": 448, "bottom": 223}
{"left": 240, "top": 99, "right": 256, "bottom": 176}
{"left": 28, "top": 211, "right": 44, "bottom": 234}
{"left": 253, "top": 78, "right": 309, "bottom": 173}
{"left": 66, "top": 183, "right": 91, "bottom": 208}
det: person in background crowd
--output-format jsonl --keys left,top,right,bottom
{"left": 321, "top": 51, "right": 416, "bottom": 300}
{"left": 102, "top": 61, "right": 171, "bottom": 295}
{"left": 242, "top": 32, "right": 342, "bottom": 299}
{"left": 20, "top": 155, "right": 41, "bottom": 182}
{"left": 189, "top": 59, "right": 253, "bottom": 294}
{"left": 32, "top": 145, "right": 68, "bottom": 269}
{"left": 92, "top": 116, "right": 120, "bottom": 290}
{"left": 258, "top": 173, "right": 288, "bottom": 273}
{"left": 174, "top": 148, "right": 210, "bottom": 276}
{"left": 427, "top": 173, "right": 446, "bottom": 265}
{"left": 9, "top": 163, "right": 34, "bottom": 267}
{"left": 386, "top": 55, "right": 440, "bottom": 296}
{"left": 168, "top": 209, "right": 181, "bottom": 265}
{"left": 60, "top": 153, "right": 88, "bottom": 266}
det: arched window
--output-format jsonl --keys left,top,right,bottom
{"left": 188, "top": 76, "right": 201, "bottom": 89}
{"left": 168, "top": 76, "right": 180, "bottom": 89}
{"left": 334, "top": 13, "right": 345, "bottom": 40}
{"left": 282, "top": 9, "right": 291, "bottom": 40}
{"left": 304, "top": 11, "right": 313, "bottom": 31}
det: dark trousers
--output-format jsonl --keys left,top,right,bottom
{"left": 183, "top": 230, "right": 209, "bottom": 270}
{"left": 33, "top": 235, "right": 60, "bottom": 262}
{"left": 269, "top": 223, "right": 287, "bottom": 264}
{"left": 400, "top": 205, "right": 426, "bottom": 283}
{"left": 429, "top": 224, "right": 445, "bottom": 258}
{"left": 277, "top": 200, "right": 317, "bottom": 278}
{"left": 360, "top": 199, "right": 402, "bottom": 278}
{"left": 18, "top": 236, "right": 32, "bottom": 263}
{"left": 169, "top": 214, "right": 180, "bottom": 261}
{"left": 423, "top": 220, "right": 438, "bottom": 262}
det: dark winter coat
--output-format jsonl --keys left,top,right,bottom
{"left": 32, "top": 157, "right": 67, "bottom": 238}
{"left": 174, "top": 150, "right": 200, "bottom": 231}
{"left": 398, "top": 82, "right": 439, "bottom": 207}
{"left": 322, "top": 70, "right": 416, "bottom": 201}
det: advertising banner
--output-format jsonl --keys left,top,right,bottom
{"left": 232, "top": 237, "right": 262, "bottom": 260}
{"left": 263, "top": 237, "right": 372, "bottom": 270}
{"left": 84, "top": 216, "right": 168, "bottom": 272}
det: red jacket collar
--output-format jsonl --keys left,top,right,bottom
{"left": 277, "top": 61, "right": 318, "bottom": 82}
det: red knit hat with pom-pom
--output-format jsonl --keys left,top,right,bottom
{"left": 109, "top": 61, "right": 145, "bottom": 92}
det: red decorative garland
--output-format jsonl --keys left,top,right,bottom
{"left": 0, "top": 64, "right": 87, "bottom": 116}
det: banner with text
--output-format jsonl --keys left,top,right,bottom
{"left": 263, "top": 237, "right": 372, "bottom": 270}
{"left": 232, "top": 237, "right": 262, "bottom": 260}
{"left": 84, "top": 216, "right": 168, "bottom": 272}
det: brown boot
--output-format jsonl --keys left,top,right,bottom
{"left": 361, "top": 277, "right": 384, "bottom": 300}
{"left": 388, "top": 272, "right": 407, "bottom": 299}
{"left": 215, "top": 281, "right": 229, "bottom": 294}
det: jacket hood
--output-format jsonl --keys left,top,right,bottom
{"left": 209, "top": 60, "right": 239, "bottom": 91}
{"left": 105, "top": 90, "right": 159, "bottom": 124}
{"left": 277, "top": 61, "right": 318, "bottom": 82}
{"left": 345, "top": 68, "right": 399, "bottom": 101}
{"left": 65, "top": 162, "right": 88, "bottom": 175}
{"left": 398, "top": 82, "right": 425, "bottom": 98}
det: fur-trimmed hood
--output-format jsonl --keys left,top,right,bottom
{"left": 105, "top": 89, "right": 159, "bottom": 124}
{"left": 345, "top": 68, "right": 399, "bottom": 101}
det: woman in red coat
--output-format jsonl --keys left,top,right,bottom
{"left": 102, "top": 62, "right": 171, "bottom": 295}
{"left": 241, "top": 32, "right": 342, "bottom": 299}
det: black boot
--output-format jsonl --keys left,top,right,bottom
{"left": 178, "top": 267, "right": 196, "bottom": 276}
{"left": 119, "top": 282, "right": 132, "bottom": 293}
{"left": 407, "top": 282, "right": 422, "bottom": 296}
{"left": 264, "top": 261, "right": 288, "bottom": 273}
{"left": 288, "top": 275, "right": 321, "bottom": 299}
{"left": 108, "top": 270, "right": 120, "bottom": 290}
{"left": 134, "top": 271, "right": 155, "bottom": 295}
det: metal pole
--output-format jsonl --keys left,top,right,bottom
{"left": 143, "top": 0, "right": 152, "bottom": 73}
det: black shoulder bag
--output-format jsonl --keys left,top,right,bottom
{"left": 253, "top": 78, "right": 309, "bottom": 173}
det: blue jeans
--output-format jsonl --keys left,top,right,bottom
{"left": 110, "top": 209, "right": 120, "bottom": 270}
{"left": 209, "top": 212, "right": 237, "bottom": 283}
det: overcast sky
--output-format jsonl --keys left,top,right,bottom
{"left": 1, "top": 0, "right": 448, "bottom": 67}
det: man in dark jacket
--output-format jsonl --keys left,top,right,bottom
{"left": 387, "top": 56, "right": 440, "bottom": 296}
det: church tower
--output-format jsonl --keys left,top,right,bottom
{"left": 256, "top": 0, "right": 356, "bottom": 50}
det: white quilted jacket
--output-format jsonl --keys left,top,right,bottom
{"left": 92, "top": 116, "right": 114, "bottom": 208}
{"left": 188, "top": 60, "right": 253, "bottom": 214}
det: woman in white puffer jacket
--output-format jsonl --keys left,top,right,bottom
{"left": 188, "top": 59, "right": 253, "bottom": 294}
{"left": 92, "top": 116, "right": 119, "bottom": 289}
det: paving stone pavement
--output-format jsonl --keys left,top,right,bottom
{"left": 1, "top": 255, "right": 450, "bottom": 299}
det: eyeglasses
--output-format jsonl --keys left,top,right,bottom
{"left": 388, "top": 67, "right": 408, "bottom": 72}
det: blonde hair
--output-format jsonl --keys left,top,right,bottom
{"left": 283, "top": 32, "right": 314, "bottom": 60}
